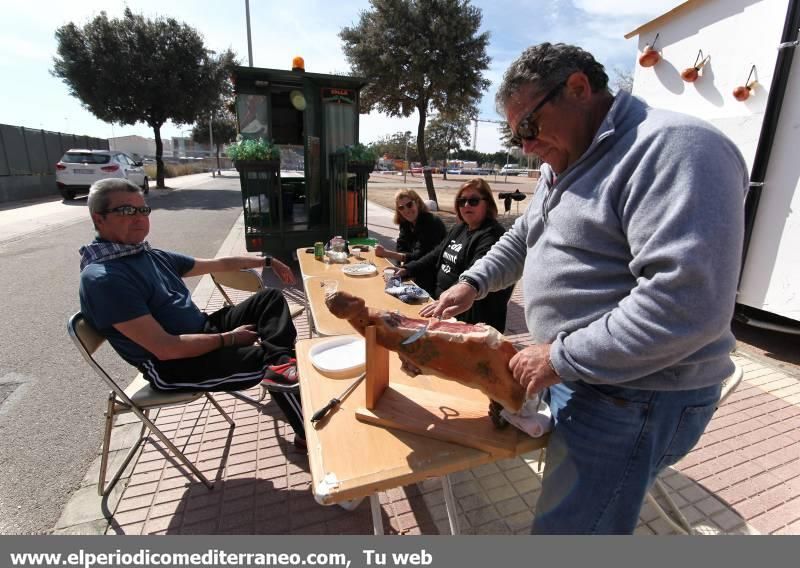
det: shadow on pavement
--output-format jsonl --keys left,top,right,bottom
{"left": 152, "top": 189, "right": 242, "bottom": 212}
{"left": 732, "top": 320, "right": 800, "bottom": 368}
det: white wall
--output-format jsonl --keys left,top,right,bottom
{"left": 737, "top": 45, "right": 800, "bottom": 320}
{"left": 631, "top": 0, "right": 787, "bottom": 169}
{"left": 630, "top": 0, "right": 800, "bottom": 321}
{"left": 109, "top": 136, "right": 156, "bottom": 158}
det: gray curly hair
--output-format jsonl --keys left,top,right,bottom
{"left": 87, "top": 178, "right": 142, "bottom": 217}
{"left": 495, "top": 43, "right": 609, "bottom": 114}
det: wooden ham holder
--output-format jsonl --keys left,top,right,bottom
{"left": 355, "top": 326, "right": 544, "bottom": 458}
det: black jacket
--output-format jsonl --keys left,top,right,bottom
{"left": 405, "top": 218, "right": 512, "bottom": 332}
{"left": 396, "top": 211, "right": 447, "bottom": 294}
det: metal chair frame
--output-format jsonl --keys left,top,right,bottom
{"left": 532, "top": 360, "right": 744, "bottom": 534}
{"left": 644, "top": 361, "right": 744, "bottom": 534}
{"left": 68, "top": 313, "right": 235, "bottom": 496}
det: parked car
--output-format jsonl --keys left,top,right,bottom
{"left": 55, "top": 149, "right": 149, "bottom": 200}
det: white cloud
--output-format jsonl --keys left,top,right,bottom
{"left": 573, "top": 0, "right": 683, "bottom": 18}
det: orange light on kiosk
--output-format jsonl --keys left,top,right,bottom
{"left": 292, "top": 56, "right": 305, "bottom": 72}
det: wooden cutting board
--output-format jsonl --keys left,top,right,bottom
{"left": 356, "top": 382, "right": 546, "bottom": 458}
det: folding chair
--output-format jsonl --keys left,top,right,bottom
{"left": 645, "top": 359, "right": 744, "bottom": 534}
{"left": 210, "top": 269, "right": 303, "bottom": 406}
{"left": 68, "top": 313, "right": 235, "bottom": 496}
{"left": 210, "top": 268, "right": 304, "bottom": 318}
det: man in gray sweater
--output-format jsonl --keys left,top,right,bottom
{"left": 428, "top": 43, "right": 748, "bottom": 533}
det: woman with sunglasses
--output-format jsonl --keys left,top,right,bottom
{"left": 375, "top": 189, "right": 446, "bottom": 294}
{"left": 398, "top": 179, "right": 512, "bottom": 332}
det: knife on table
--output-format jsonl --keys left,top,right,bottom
{"left": 310, "top": 371, "right": 367, "bottom": 423}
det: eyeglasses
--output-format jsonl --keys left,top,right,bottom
{"left": 396, "top": 201, "right": 416, "bottom": 211}
{"left": 456, "top": 197, "right": 485, "bottom": 208}
{"left": 512, "top": 80, "right": 567, "bottom": 143}
{"left": 103, "top": 205, "right": 152, "bottom": 217}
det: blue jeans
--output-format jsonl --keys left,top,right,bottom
{"left": 532, "top": 380, "right": 721, "bottom": 534}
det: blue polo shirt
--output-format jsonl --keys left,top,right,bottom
{"left": 79, "top": 248, "right": 207, "bottom": 365}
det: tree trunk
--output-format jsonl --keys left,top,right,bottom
{"left": 443, "top": 140, "right": 450, "bottom": 181}
{"left": 416, "top": 106, "right": 438, "bottom": 203}
{"left": 215, "top": 143, "right": 221, "bottom": 174}
{"left": 153, "top": 125, "right": 165, "bottom": 188}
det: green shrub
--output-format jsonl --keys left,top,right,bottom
{"left": 340, "top": 143, "right": 377, "bottom": 164}
{"left": 227, "top": 138, "right": 280, "bottom": 162}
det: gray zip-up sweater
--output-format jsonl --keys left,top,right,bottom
{"left": 463, "top": 91, "right": 748, "bottom": 391}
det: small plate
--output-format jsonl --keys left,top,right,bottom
{"left": 309, "top": 336, "right": 366, "bottom": 377}
{"left": 342, "top": 263, "right": 378, "bottom": 277}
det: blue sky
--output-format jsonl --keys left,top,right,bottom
{"left": 0, "top": 0, "right": 679, "bottom": 153}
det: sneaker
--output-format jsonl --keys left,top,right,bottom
{"left": 261, "top": 358, "right": 300, "bottom": 393}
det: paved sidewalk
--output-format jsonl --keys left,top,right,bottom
{"left": 53, "top": 187, "right": 800, "bottom": 535}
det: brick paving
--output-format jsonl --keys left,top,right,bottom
{"left": 54, "top": 182, "right": 800, "bottom": 535}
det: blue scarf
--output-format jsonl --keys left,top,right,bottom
{"left": 79, "top": 240, "right": 152, "bottom": 271}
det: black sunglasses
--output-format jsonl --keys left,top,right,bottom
{"left": 104, "top": 205, "right": 152, "bottom": 217}
{"left": 396, "top": 201, "right": 416, "bottom": 211}
{"left": 456, "top": 197, "right": 485, "bottom": 208}
{"left": 513, "top": 80, "right": 567, "bottom": 143}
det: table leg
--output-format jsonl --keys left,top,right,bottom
{"left": 304, "top": 297, "right": 315, "bottom": 338}
{"left": 370, "top": 493, "right": 384, "bottom": 535}
{"left": 441, "top": 475, "right": 461, "bottom": 535}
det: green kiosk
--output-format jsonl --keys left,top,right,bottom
{"left": 231, "top": 58, "right": 372, "bottom": 257}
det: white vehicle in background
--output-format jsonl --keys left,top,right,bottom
{"left": 55, "top": 149, "right": 148, "bottom": 200}
{"left": 499, "top": 166, "right": 525, "bottom": 176}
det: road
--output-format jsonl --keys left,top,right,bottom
{"left": 0, "top": 172, "right": 245, "bottom": 534}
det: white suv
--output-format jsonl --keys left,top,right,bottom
{"left": 55, "top": 149, "right": 149, "bottom": 200}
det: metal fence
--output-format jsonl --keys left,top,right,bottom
{"left": 0, "top": 123, "right": 108, "bottom": 177}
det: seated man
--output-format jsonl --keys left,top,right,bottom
{"left": 78, "top": 178, "right": 305, "bottom": 448}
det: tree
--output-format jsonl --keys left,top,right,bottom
{"left": 498, "top": 121, "right": 517, "bottom": 149}
{"left": 611, "top": 66, "right": 634, "bottom": 93}
{"left": 53, "top": 9, "right": 235, "bottom": 188}
{"left": 340, "top": 0, "right": 490, "bottom": 201}
{"left": 367, "top": 132, "right": 419, "bottom": 162}
{"left": 425, "top": 113, "right": 470, "bottom": 180}
{"left": 192, "top": 112, "right": 238, "bottom": 172}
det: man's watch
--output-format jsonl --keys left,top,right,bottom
{"left": 263, "top": 255, "right": 272, "bottom": 268}
{"left": 458, "top": 274, "right": 480, "bottom": 293}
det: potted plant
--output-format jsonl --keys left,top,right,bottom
{"left": 227, "top": 138, "right": 281, "bottom": 172}
{"left": 341, "top": 143, "right": 376, "bottom": 173}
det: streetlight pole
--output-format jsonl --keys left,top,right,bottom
{"left": 245, "top": 0, "right": 253, "bottom": 67}
{"left": 403, "top": 131, "right": 411, "bottom": 184}
{"left": 209, "top": 113, "right": 215, "bottom": 177}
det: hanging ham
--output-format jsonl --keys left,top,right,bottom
{"left": 325, "top": 291, "right": 525, "bottom": 412}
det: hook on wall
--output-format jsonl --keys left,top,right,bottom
{"left": 639, "top": 33, "right": 661, "bottom": 68}
{"left": 733, "top": 65, "right": 758, "bottom": 101}
{"left": 681, "top": 49, "right": 711, "bottom": 82}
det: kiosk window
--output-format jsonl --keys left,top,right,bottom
{"left": 271, "top": 91, "right": 304, "bottom": 146}
{"left": 236, "top": 94, "right": 269, "bottom": 139}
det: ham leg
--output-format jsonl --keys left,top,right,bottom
{"left": 325, "top": 291, "right": 525, "bottom": 412}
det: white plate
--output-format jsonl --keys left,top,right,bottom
{"left": 309, "top": 335, "right": 366, "bottom": 376}
{"left": 342, "top": 263, "right": 378, "bottom": 277}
